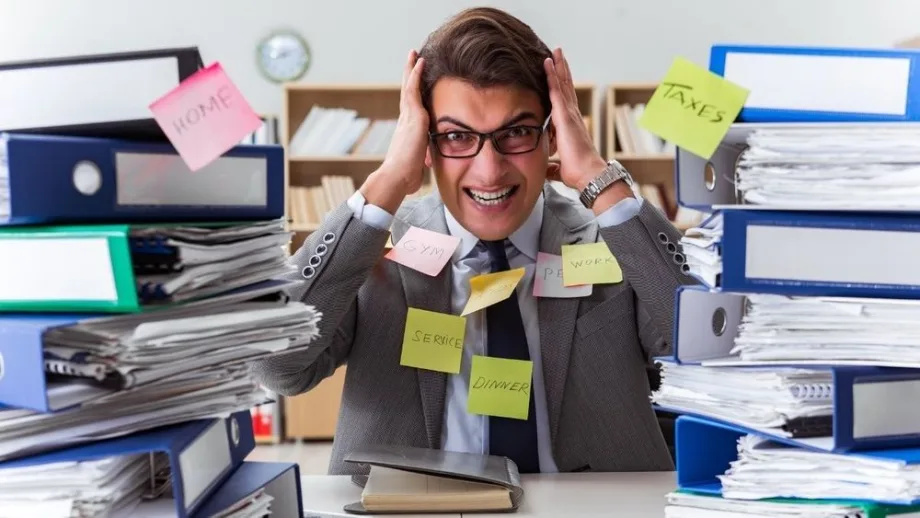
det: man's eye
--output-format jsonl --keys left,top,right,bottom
{"left": 505, "top": 127, "right": 531, "bottom": 138}
{"left": 446, "top": 132, "right": 470, "bottom": 141}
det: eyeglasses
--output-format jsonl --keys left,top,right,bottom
{"left": 429, "top": 116, "right": 551, "bottom": 159}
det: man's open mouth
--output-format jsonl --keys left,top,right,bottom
{"left": 464, "top": 186, "right": 520, "bottom": 206}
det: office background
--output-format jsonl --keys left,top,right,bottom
{"left": 2, "top": 0, "right": 916, "bottom": 475}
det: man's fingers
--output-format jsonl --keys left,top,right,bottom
{"left": 554, "top": 48, "right": 579, "bottom": 107}
{"left": 543, "top": 57, "right": 567, "bottom": 109}
{"left": 401, "top": 50, "right": 417, "bottom": 90}
{"left": 404, "top": 57, "right": 425, "bottom": 103}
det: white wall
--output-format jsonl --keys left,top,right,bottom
{"left": 1, "top": 0, "right": 918, "bottom": 116}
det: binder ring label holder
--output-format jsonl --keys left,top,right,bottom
{"left": 72, "top": 160, "right": 102, "bottom": 196}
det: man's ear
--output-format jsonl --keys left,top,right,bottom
{"left": 425, "top": 147, "right": 432, "bottom": 168}
{"left": 546, "top": 122, "right": 557, "bottom": 157}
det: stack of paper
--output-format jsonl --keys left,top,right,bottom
{"left": 652, "top": 362, "right": 833, "bottom": 437}
{"left": 0, "top": 452, "right": 160, "bottom": 517}
{"left": 130, "top": 219, "right": 293, "bottom": 304}
{"left": 0, "top": 134, "right": 8, "bottom": 221}
{"left": 664, "top": 490, "right": 866, "bottom": 518}
{"left": 719, "top": 434, "right": 920, "bottom": 504}
{"left": 736, "top": 125, "right": 920, "bottom": 209}
{"left": 725, "top": 294, "right": 920, "bottom": 367}
{"left": 0, "top": 365, "right": 263, "bottom": 461}
{"left": 679, "top": 213, "right": 723, "bottom": 287}
{"left": 131, "top": 488, "right": 273, "bottom": 518}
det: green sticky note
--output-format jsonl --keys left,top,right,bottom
{"left": 638, "top": 56, "right": 750, "bottom": 160}
{"left": 467, "top": 356, "right": 533, "bottom": 420}
{"left": 400, "top": 307, "right": 466, "bottom": 374}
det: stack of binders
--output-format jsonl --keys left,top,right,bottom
{"left": 0, "top": 48, "right": 311, "bottom": 516}
{"left": 656, "top": 43, "right": 920, "bottom": 517}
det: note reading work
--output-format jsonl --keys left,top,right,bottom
{"left": 149, "top": 62, "right": 263, "bottom": 171}
{"left": 461, "top": 267, "right": 526, "bottom": 316}
{"left": 468, "top": 355, "right": 533, "bottom": 420}
{"left": 637, "top": 56, "right": 750, "bottom": 160}
{"left": 400, "top": 307, "right": 466, "bottom": 374}
{"left": 533, "top": 252, "right": 593, "bottom": 298}
{"left": 385, "top": 226, "right": 461, "bottom": 276}
{"left": 561, "top": 242, "right": 622, "bottom": 287}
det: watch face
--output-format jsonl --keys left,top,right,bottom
{"left": 257, "top": 30, "right": 311, "bottom": 83}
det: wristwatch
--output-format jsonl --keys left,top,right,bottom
{"left": 579, "top": 159, "right": 634, "bottom": 209}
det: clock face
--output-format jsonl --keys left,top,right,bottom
{"left": 257, "top": 31, "right": 311, "bottom": 83}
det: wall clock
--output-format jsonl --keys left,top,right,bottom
{"left": 256, "top": 30, "right": 311, "bottom": 83}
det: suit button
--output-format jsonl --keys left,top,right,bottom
{"left": 315, "top": 243, "right": 328, "bottom": 256}
{"left": 309, "top": 254, "right": 321, "bottom": 267}
{"left": 323, "top": 232, "right": 336, "bottom": 244}
{"left": 657, "top": 232, "right": 669, "bottom": 244}
{"left": 301, "top": 266, "right": 316, "bottom": 279}
{"left": 672, "top": 252, "right": 686, "bottom": 265}
{"left": 666, "top": 242, "right": 677, "bottom": 253}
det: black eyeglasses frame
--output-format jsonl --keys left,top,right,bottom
{"left": 428, "top": 115, "right": 552, "bottom": 159}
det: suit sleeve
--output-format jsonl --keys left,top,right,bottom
{"left": 248, "top": 198, "right": 391, "bottom": 396}
{"left": 598, "top": 200, "right": 699, "bottom": 360}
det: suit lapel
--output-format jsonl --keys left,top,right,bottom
{"left": 537, "top": 186, "right": 598, "bottom": 449}
{"left": 390, "top": 193, "right": 452, "bottom": 448}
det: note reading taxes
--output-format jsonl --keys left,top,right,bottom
{"left": 400, "top": 307, "right": 466, "bottom": 374}
{"left": 637, "top": 56, "right": 749, "bottom": 160}
{"left": 533, "top": 252, "right": 593, "bottom": 298}
{"left": 561, "top": 242, "right": 623, "bottom": 287}
{"left": 385, "top": 226, "right": 461, "bottom": 276}
{"left": 467, "top": 355, "right": 533, "bottom": 420}
{"left": 461, "top": 267, "right": 526, "bottom": 316}
{"left": 149, "top": 62, "right": 262, "bottom": 171}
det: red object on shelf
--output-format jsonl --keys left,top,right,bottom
{"left": 251, "top": 404, "right": 276, "bottom": 439}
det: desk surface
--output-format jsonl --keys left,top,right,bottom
{"left": 299, "top": 471, "right": 676, "bottom": 517}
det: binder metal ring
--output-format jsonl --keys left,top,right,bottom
{"left": 230, "top": 415, "right": 241, "bottom": 446}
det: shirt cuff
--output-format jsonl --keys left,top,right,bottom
{"left": 595, "top": 194, "right": 644, "bottom": 228}
{"left": 346, "top": 191, "right": 394, "bottom": 231}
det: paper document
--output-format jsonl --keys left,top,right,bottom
{"left": 719, "top": 434, "right": 920, "bottom": 504}
{"left": 664, "top": 490, "right": 867, "bottom": 518}
{"left": 0, "top": 134, "right": 9, "bottom": 222}
{"left": 651, "top": 361, "right": 833, "bottom": 438}
{"left": 736, "top": 125, "right": 920, "bottom": 210}
{"left": 679, "top": 213, "right": 723, "bottom": 287}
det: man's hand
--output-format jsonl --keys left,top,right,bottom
{"left": 360, "top": 50, "right": 430, "bottom": 214}
{"left": 543, "top": 48, "right": 634, "bottom": 213}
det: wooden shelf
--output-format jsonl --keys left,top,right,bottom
{"left": 606, "top": 83, "right": 703, "bottom": 231}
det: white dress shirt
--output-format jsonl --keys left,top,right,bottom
{"left": 346, "top": 185, "right": 642, "bottom": 472}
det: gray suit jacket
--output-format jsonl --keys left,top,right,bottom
{"left": 250, "top": 184, "right": 697, "bottom": 475}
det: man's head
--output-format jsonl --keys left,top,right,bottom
{"left": 418, "top": 7, "right": 555, "bottom": 241}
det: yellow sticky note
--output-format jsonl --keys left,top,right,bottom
{"left": 400, "top": 308, "right": 466, "bottom": 374}
{"left": 638, "top": 56, "right": 749, "bottom": 160}
{"left": 467, "top": 355, "right": 533, "bottom": 420}
{"left": 460, "top": 267, "right": 526, "bottom": 316}
{"left": 561, "top": 242, "right": 623, "bottom": 286}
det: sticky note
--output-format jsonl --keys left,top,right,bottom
{"left": 561, "top": 242, "right": 622, "bottom": 287}
{"left": 385, "top": 226, "right": 461, "bottom": 276}
{"left": 400, "top": 308, "right": 466, "bottom": 374}
{"left": 533, "top": 252, "right": 593, "bottom": 298}
{"left": 638, "top": 56, "right": 749, "bottom": 160}
{"left": 149, "top": 62, "right": 263, "bottom": 171}
{"left": 461, "top": 267, "right": 526, "bottom": 316}
{"left": 468, "top": 355, "right": 533, "bottom": 420}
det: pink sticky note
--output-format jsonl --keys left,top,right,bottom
{"left": 149, "top": 62, "right": 262, "bottom": 171}
{"left": 533, "top": 251, "right": 593, "bottom": 298}
{"left": 386, "top": 226, "right": 461, "bottom": 276}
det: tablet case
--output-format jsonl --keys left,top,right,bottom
{"left": 341, "top": 444, "right": 524, "bottom": 514}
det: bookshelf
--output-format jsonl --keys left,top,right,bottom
{"left": 605, "top": 82, "right": 702, "bottom": 231}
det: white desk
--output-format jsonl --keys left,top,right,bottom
{"left": 299, "top": 471, "right": 676, "bottom": 517}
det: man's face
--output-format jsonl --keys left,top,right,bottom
{"left": 425, "top": 78, "right": 555, "bottom": 241}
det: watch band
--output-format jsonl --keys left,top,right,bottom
{"left": 579, "top": 159, "right": 633, "bottom": 209}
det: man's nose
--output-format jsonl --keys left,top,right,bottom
{"left": 472, "top": 138, "right": 505, "bottom": 181}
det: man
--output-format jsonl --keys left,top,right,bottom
{"left": 251, "top": 6, "right": 696, "bottom": 475}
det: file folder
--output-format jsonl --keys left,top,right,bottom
{"left": 0, "top": 47, "right": 203, "bottom": 140}
{"left": 193, "top": 462, "right": 303, "bottom": 518}
{"left": 0, "top": 132, "right": 284, "bottom": 226}
{"left": 675, "top": 414, "right": 920, "bottom": 505}
{"left": 709, "top": 44, "right": 920, "bottom": 122}
{"left": 0, "top": 219, "right": 293, "bottom": 312}
{"left": 679, "top": 209, "right": 920, "bottom": 299}
{"left": 0, "top": 279, "right": 302, "bottom": 413}
{"left": 675, "top": 121, "right": 920, "bottom": 213}
{"left": 0, "top": 411, "right": 254, "bottom": 517}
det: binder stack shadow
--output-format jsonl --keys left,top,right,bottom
{"left": 0, "top": 48, "right": 311, "bottom": 516}
{"left": 655, "top": 43, "right": 920, "bottom": 516}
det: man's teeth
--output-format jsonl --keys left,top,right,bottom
{"left": 469, "top": 187, "right": 514, "bottom": 205}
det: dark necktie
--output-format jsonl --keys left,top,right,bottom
{"left": 481, "top": 239, "right": 540, "bottom": 473}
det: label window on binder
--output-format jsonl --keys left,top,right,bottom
{"left": 115, "top": 152, "right": 267, "bottom": 207}
{"left": 722, "top": 52, "right": 911, "bottom": 115}
{"left": 853, "top": 379, "right": 920, "bottom": 439}
{"left": 0, "top": 237, "right": 117, "bottom": 301}
{"left": 178, "top": 419, "right": 231, "bottom": 510}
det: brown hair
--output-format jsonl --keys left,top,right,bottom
{"left": 418, "top": 7, "right": 553, "bottom": 121}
